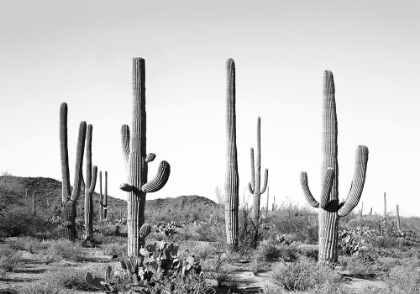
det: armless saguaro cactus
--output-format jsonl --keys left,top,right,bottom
{"left": 248, "top": 117, "right": 268, "bottom": 222}
{"left": 84, "top": 125, "right": 98, "bottom": 239}
{"left": 225, "top": 59, "right": 239, "bottom": 248}
{"left": 396, "top": 204, "right": 401, "bottom": 231}
{"left": 60, "top": 103, "right": 86, "bottom": 241}
{"left": 120, "top": 58, "right": 171, "bottom": 257}
{"left": 300, "top": 71, "right": 369, "bottom": 263}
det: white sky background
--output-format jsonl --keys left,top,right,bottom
{"left": 0, "top": 1, "right": 419, "bottom": 217}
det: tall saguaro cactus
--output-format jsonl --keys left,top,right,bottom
{"left": 84, "top": 125, "right": 98, "bottom": 239}
{"left": 120, "top": 58, "right": 171, "bottom": 257}
{"left": 99, "top": 171, "right": 109, "bottom": 219}
{"left": 396, "top": 204, "right": 401, "bottom": 231}
{"left": 248, "top": 117, "right": 268, "bottom": 222}
{"left": 60, "top": 103, "right": 86, "bottom": 241}
{"left": 224, "top": 59, "right": 239, "bottom": 248}
{"left": 300, "top": 71, "right": 369, "bottom": 263}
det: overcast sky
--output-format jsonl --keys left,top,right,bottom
{"left": 1, "top": 0, "right": 419, "bottom": 216}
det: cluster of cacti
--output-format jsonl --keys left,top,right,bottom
{"left": 300, "top": 71, "right": 369, "bottom": 263}
{"left": 248, "top": 117, "right": 269, "bottom": 222}
{"left": 224, "top": 59, "right": 239, "bottom": 248}
{"left": 99, "top": 171, "right": 109, "bottom": 220}
{"left": 86, "top": 238, "right": 206, "bottom": 293}
{"left": 120, "top": 58, "right": 171, "bottom": 257}
{"left": 60, "top": 103, "right": 86, "bottom": 241}
{"left": 84, "top": 125, "right": 98, "bottom": 240}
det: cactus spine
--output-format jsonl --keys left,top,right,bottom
{"left": 120, "top": 58, "right": 171, "bottom": 257}
{"left": 248, "top": 117, "right": 269, "bottom": 222}
{"left": 300, "top": 71, "right": 369, "bottom": 263}
{"left": 84, "top": 125, "right": 98, "bottom": 239}
{"left": 60, "top": 103, "right": 86, "bottom": 241}
{"left": 224, "top": 59, "right": 239, "bottom": 248}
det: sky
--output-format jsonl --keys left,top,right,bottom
{"left": 0, "top": 0, "right": 420, "bottom": 217}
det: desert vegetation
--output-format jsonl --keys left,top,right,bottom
{"left": 0, "top": 58, "right": 419, "bottom": 294}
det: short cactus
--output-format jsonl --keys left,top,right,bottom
{"left": 248, "top": 117, "right": 268, "bottom": 222}
{"left": 139, "top": 223, "right": 152, "bottom": 238}
{"left": 300, "top": 71, "right": 369, "bottom": 263}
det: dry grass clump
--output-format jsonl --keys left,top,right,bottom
{"left": 47, "top": 239, "right": 88, "bottom": 262}
{"left": 0, "top": 246, "right": 22, "bottom": 276}
{"left": 269, "top": 258, "right": 341, "bottom": 292}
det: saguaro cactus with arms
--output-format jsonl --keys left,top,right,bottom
{"left": 248, "top": 117, "right": 268, "bottom": 222}
{"left": 120, "top": 58, "right": 171, "bottom": 257}
{"left": 300, "top": 71, "right": 369, "bottom": 263}
{"left": 60, "top": 103, "right": 86, "bottom": 241}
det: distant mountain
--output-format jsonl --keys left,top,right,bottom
{"left": 0, "top": 176, "right": 221, "bottom": 222}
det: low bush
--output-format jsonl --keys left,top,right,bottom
{"left": 269, "top": 258, "right": 341, "bottom": 292}
{"left": 0, "top": 246, "right": 22, "bottom": 274}
{"left": 48, "top": 239, "right": 87, "bottom": 262}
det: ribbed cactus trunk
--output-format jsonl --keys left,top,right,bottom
{"left": 32, "top": 194, "right": 36, "bottom": 216}
{"left": 60, "top": 103, "right": 86, "bottom": 241}
{"left": 104, "top": 172, "right": 108, "bottom": 219}
{"left": 248, "top": 118, "right": 268, "bottom": 222}
{"left": 396, "top": 204, "right": 401, "bottom": 231}
{"left": 384, "top": 192, "right": 387, "bottom": 221}
{"left": 84, "top": 125, "right": 98, "bottom": 239}
{"left": 224, "top": 59, "right": 239, "bottom": 248}
{"left": 121, "top": 58, "right": 171, "bottom": 257}
{"left": 99, "top": 171, "right": 103, "bottom": 220}
{"left": 301, "top": 71, "right": 369, "bottom": 264}
{"left": 266, "top": 187, "right": 269, "bottom": 214}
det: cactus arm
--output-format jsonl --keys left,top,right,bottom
{"left": 145, "top": 153, "right": 156, "bottom": 163}
{"left": 60, "top": 103, "right": 71, "bottom": 203}
{"left": 337, "top": 145, "right": 369, "bottom": 217}
{"left": 248, "top": 182, "right": 254, "bottom": 195}
{"left": 89, "top": 166, "right": 98, "bottom": 193}
{"left": 319, "top": 167, "right": 335, "bottom": 209}
{"left": 260, "top": 168, "right": 268, "bottom": 194}
{"left": 300, "top": 172, "right": 320, "bottom": 208}
{"left": 70, "top": 121, "right": 87, "bottom": 201}
{"left": 141, "top": 161, "right": 171, "bottom": 193}
{"left": 249, "top": 148, "right": 255, "bottom": 193}
{"left": 120, "top": 183, "right": 134, "bottom": 192}
{"left": 121, "top": 124, "right": 130, "bottom": 170}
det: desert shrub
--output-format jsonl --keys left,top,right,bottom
{"left": 101, "top": 242, "right": 127, "bottom": 258}
{"left": 257, "top": 241, "right": 299, "bottom": 263}
{"left": 0, "top": 246, "right": 22, "bottom": 273}
{"left": 339, "top": 256, "right": 378, "bottom": 279}
{"left": 270, "top": 258, "right": 340, "bottom": 291}
{"left": 8, "top": 236, "right": 42, "bottom": 253}
{"left": 0, "top": 206, "right": 47, "bottom": 237}
{"left": 192, "top": 222, "right": 226, "bottom": 243}
{"left": 296, "top": 245, "right": 319, "bottom": 261}
{"left": 202, "top": 253, "right": 236, "bottom": 287}
{"left": 48, "top": 239, "right": 87, "bottom": 262}
{"left": 250, "top": 257, "right": 270, "bottom": 276}
{"left": 179, "top": 241, "right": 217, "bottom": 262}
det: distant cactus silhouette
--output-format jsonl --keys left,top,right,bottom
{"left": 300, "top": 71, "right": 369, "bottom": 263}
{"left": 84, "top": 124, "right": 98, "bottom": 239}
{"left": 248, "top": 117, "right": 268, "bottom": 222}
{"left": 120, "top": 58, "right": 171, "bottom": 257}
{"left": 224, "top": 59, "right": 239, "bottom": 248}
{"left": 60, "top": 103, "right": 86, "bottom": 241}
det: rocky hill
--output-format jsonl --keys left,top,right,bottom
{"left": 0, "top": 175, "right": 221, "bottom": 222}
